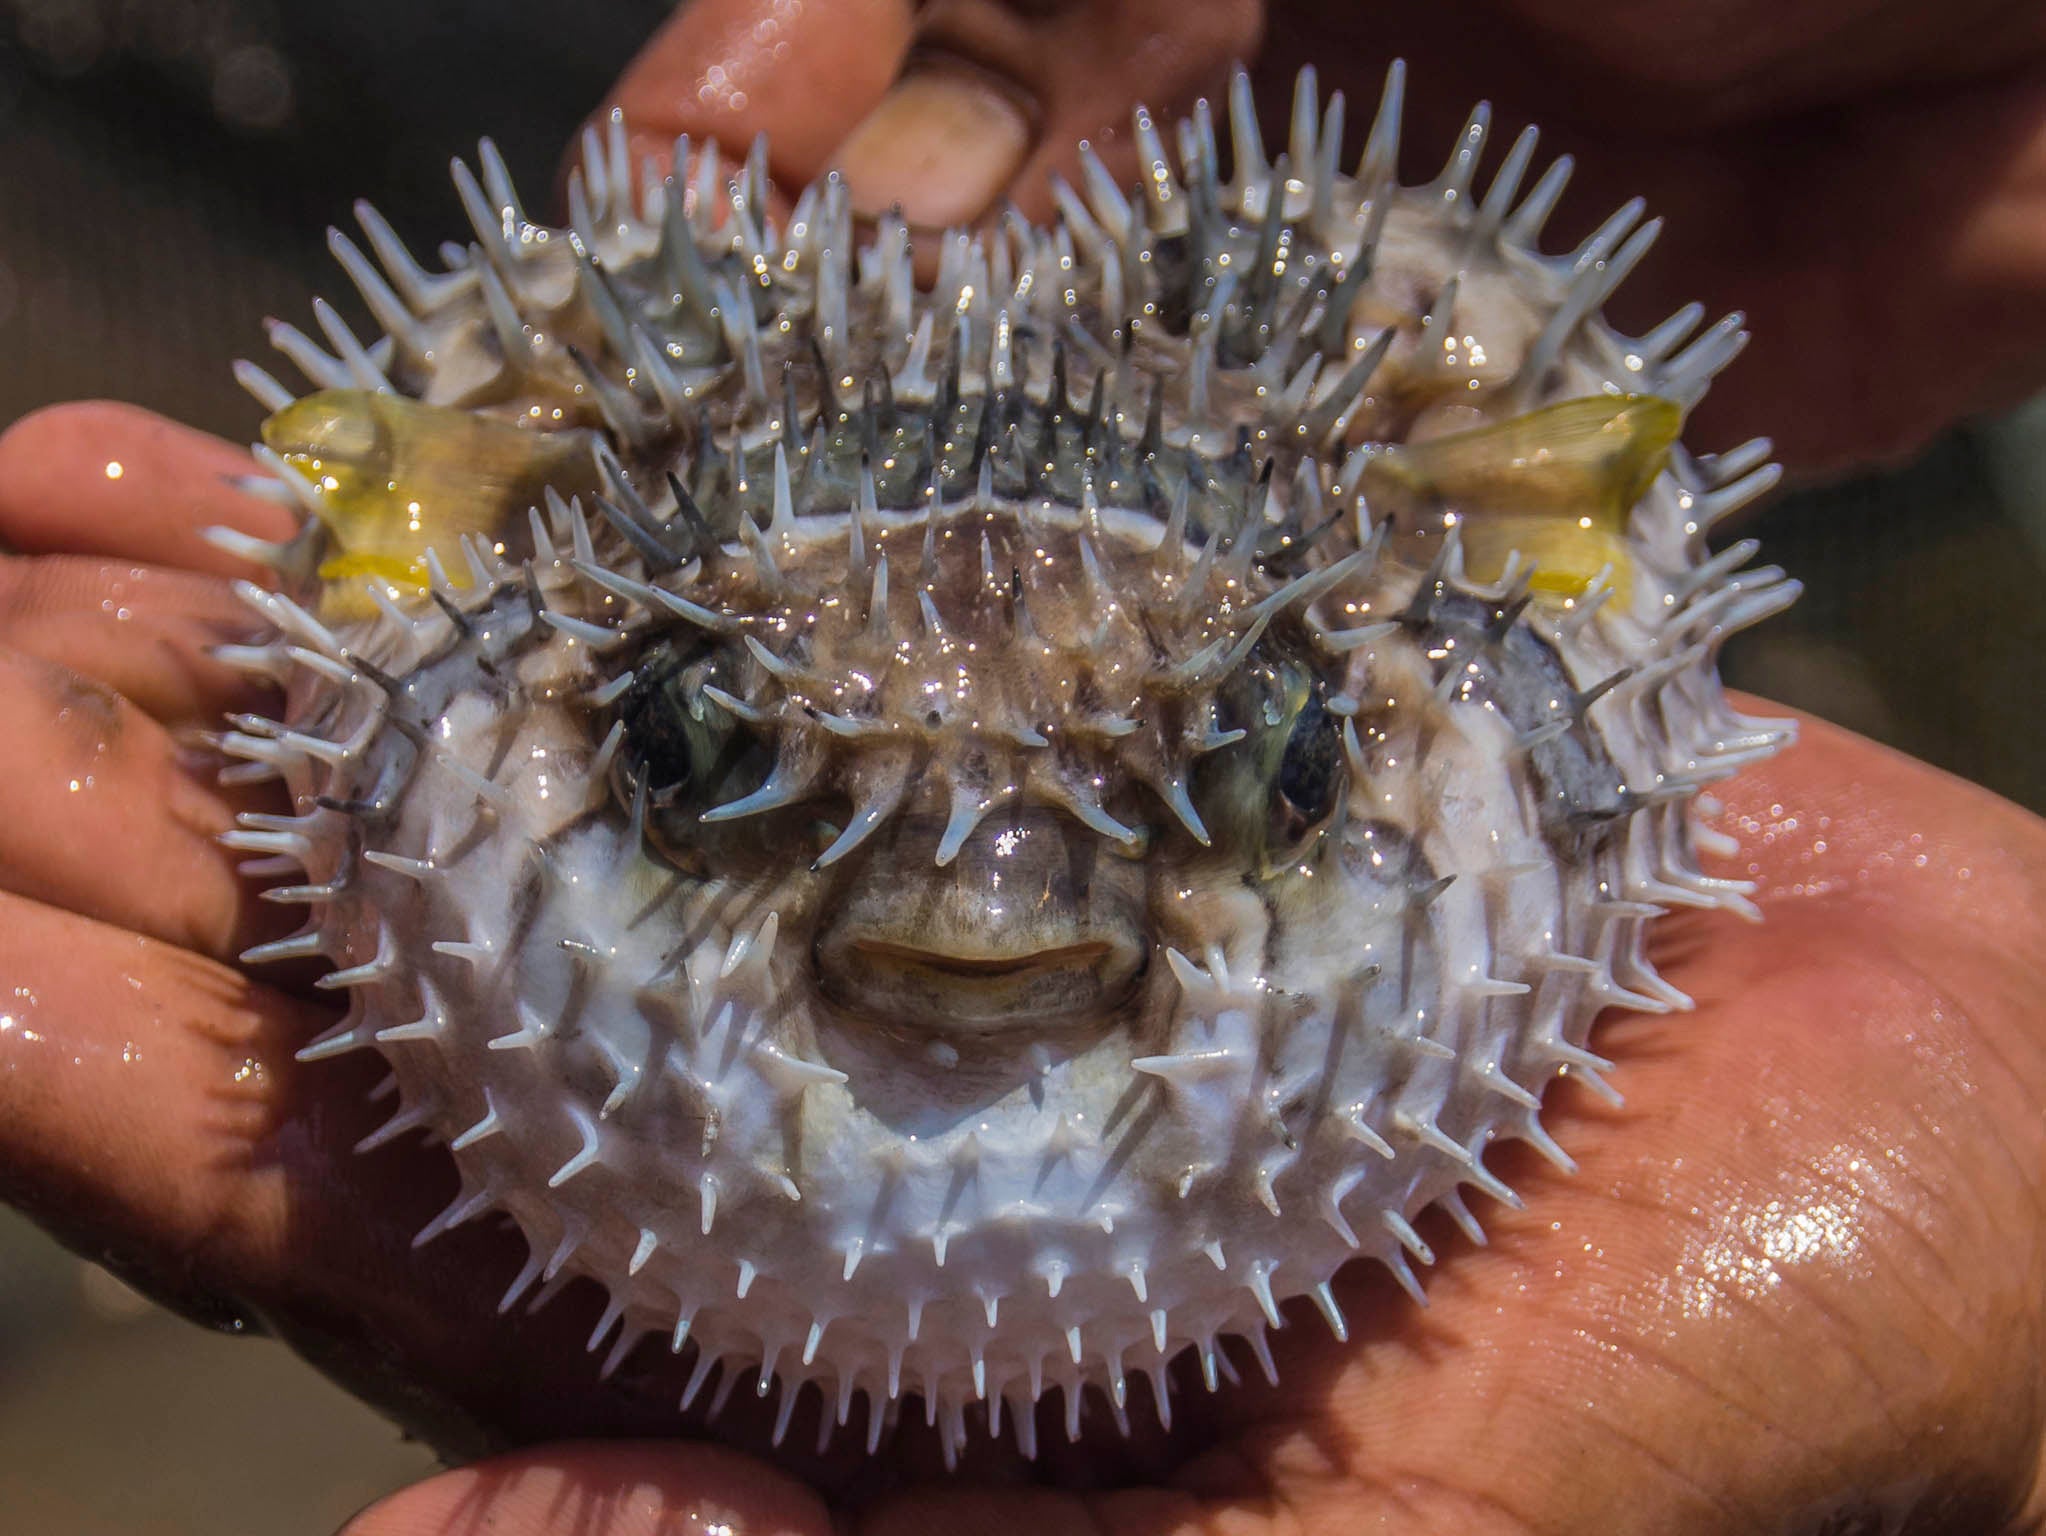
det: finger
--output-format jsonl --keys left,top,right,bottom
{"left": 860, "top": 1486, "right": 1217, "bottom": 1536}
{"left": 0, "top": 885, "right": 715, "bottom": 1459}
{"left": 0, "top": 646, "right": 278, "bottom": 960}
{"left": 337, "top": 1443, "right": 831, "bottom": 1536}
{"left": 602, "top": 0, "right": 915, "bottom": 196}
{"left": 0, "top": 553, "right": 273, "bottom": 724}
{"left": 796, "top": 0, "right": 1263, "bottom": 228}
{"left": 829, "top": 61, "right": 1037, "bottom": 229}
{"left": 0, "top": 401, "right": 294, "bottom": 580}
{"left": 601, "top": 0, "right": 1260, "bottom": 234}
{"left": 876, "top": 0, "right": 1260, "bottom": 224}
{"left": 0, "top": 889, "right": 319, "bottom": 1310}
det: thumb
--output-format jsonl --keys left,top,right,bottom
{"left": 592, "top": 0, "right": 1264, "bottom": 238}
{"left": 597, "top": 0, "right": 914, "bottom": 198}
{"left": 339, "top": 1442, "right": 833, "bottom": 1536}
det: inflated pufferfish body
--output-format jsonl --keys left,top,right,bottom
{"left": 219, "top": 65, "right": 1798, "bottom": 1463}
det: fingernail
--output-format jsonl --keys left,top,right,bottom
{"left": 835, "top": 69, "right": 1032, "bottom": 226}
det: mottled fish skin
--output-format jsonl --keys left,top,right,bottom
{"left": 216, "top": 64, "right": 1798, "bottom": 1466}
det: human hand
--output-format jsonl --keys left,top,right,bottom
{"left": 1, "top": 403, "right": 2042, "bottom": 1532}
{"left": 594, "top": 0, "right": 2046, "bottom": 473}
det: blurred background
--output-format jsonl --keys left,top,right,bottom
{"left": 0, "top": 1, "right": 2041, "bottom": 1530}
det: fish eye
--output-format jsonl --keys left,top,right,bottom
{"left": 611, "top": 638, "right": 772, "bottom": 861}
{"left": 615, "top": 639, "right": 726, "bottom": 796}
{"left": 1275, "top": 687, "right": 1343, "bottom": 838}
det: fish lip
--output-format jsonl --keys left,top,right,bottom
{"left": 813, "top": 928, "right": 1148, "bottom": 1034}
{"left": 848, "top": 937, "right": 1115, "bottom": 979}
{"left": 810, "top": 807, "right": 1153, "bottom": 1030}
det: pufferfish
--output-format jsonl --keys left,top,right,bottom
{"left": 211, "top": 65, "right": 1798, "bottom": 1465}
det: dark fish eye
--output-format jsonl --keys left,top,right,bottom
{"left": 612, "top": 639, "right": 767, "bottom": 822}
{"left": 617, "top": 641, "right": 719, "bottom": 794}
{"left": 1276, "top": 688, "right": 1343, "bottom": 831}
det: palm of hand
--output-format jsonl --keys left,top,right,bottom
{"left": 0, "top": 405, "right": 2040, "bottom": 1534}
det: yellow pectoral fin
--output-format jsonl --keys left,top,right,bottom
{"left": 311, "top": 553, "right": 451, "bottom": 622}
{"left": 263, "top": 389, "right": 598, "bottom": 615}
{"left": 1373, "top": 394, "right": 1682, "bottom": 519}
{"left": 1365, "top": 394, "right": 1681, "bottom": 600}
{"left": 314, "top": 549, "right": 457, "bottom": 588}
{"left": 1451, "top": 519, "right": 1632, "bottom": 605}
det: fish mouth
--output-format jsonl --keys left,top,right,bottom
{"left": 806, "top": 805, "right": 1155, "bottom": 1037}
{"left": 815, "top": 930, "right": 1147, "bottom": 1035}
{"left": 849, "top": 938, "right": 1116, "bottom": 979}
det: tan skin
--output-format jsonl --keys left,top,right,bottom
{"left": 1, "top": 3, "right": 2045, "bottom": 1531}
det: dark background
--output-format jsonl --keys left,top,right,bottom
{"left": 0, "top": 1, "right": 2041, "bottom": 1529}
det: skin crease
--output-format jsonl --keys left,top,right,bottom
{"left": 0, "top": 4, "right": 2044, "bottom": 1531}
